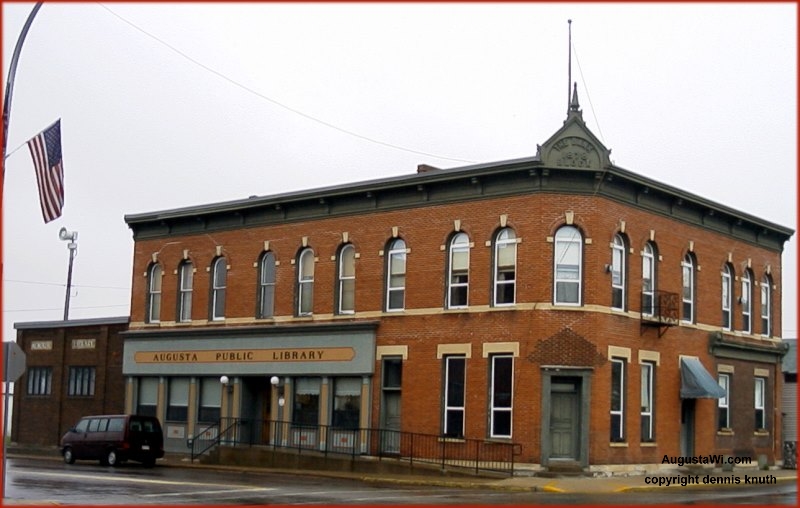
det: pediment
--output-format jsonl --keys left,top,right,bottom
{"left": 537, "top": 111, "right": 612, "bottom": 170}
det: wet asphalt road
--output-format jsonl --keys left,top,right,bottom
{"left": 4, "top": 457, "right": 797, "bottom": 505}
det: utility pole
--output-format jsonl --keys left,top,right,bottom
{"left": 59, "top": 227, "right": 78, "bottom": 320}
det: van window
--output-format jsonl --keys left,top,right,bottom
{"left": 107, "top": 418, "right": 125, "bottom": 432}
{"left": 75, "top": 419, "right": 89, "bottom": 432}
{"left": 88, "top": 419, "right": 100, "bottom": 432}
{"left": 142, "top": 420, "right": 157, "bottom": 433}
{"left": 97, "top": 419, "right": 109, "bottom": 432}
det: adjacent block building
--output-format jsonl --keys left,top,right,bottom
{"left": 11, "top": 317, "right": 129, "bottom": 446}
{"left": 119, "top": 92, "right": 792, "bottom": 470}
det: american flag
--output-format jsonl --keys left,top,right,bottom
{"left": 27, "top": 119, "right": 64, "bottom": 223}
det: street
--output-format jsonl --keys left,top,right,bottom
{"left": 4, "top": 457, "right": 797, "bottom": 505}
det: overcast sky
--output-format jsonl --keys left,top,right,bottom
{"left": 3, "top": 3, "right": 797, "bottom": 347}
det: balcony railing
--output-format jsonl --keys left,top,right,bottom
{"left": 640, "top": 290, "right": 679, "bottom": 337}
{"left": 190, "top": 417, "right": 521, "bottom": 476}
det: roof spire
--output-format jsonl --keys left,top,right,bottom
{"left": 570, "top": 82, "right": 580, "bottom": 111}
{"left": 567, "top": 19, "right": 572, "bottom": 113}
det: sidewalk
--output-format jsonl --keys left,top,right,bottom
{"left": 156, "top": 451, "right": 797, "bottom": 494}
{"left": 8, "top": 446, "right": 798, "bottom": 495}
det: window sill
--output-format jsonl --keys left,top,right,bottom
{"left": 609, "top": 442, "right": 628, "bottom": 448}
{"left": 754, "top": 430, "right": 770, "bottom": 437}
{"left": 717, "top": 429, "right": 734, "bottom": 436}
{"left": 640, "top": 442, "right": 657, "bottom": 447}
{"left": 438, "top": 437, "right": 465, "bottom": 443}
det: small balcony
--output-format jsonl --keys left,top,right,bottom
{"left": 640, "top": 290, "right": 679, "bottom": 337}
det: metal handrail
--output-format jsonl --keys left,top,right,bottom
{"left": 195, "top": 417, "right": 520, "bottom": 476}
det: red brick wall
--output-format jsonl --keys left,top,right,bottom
{"left": 128, "top": 192, "right": 785, "bottom": 464}
{"left": 12, "top": 323, "right": 126, "bottom": 447}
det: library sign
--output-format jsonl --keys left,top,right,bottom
{"left": 134, "top": 347, "right": 355, "bottom": 364}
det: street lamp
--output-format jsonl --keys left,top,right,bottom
{"left": 58, "top": 227, "right": 78, "bottom": 320}
{"left": 270, "top": 376, "right": 285, "bottom": 407}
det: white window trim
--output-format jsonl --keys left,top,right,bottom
{"left": 741, "top": 272, "right": 752, "bottom": 334}
{"left": 147, "top": 264, "right": 162, "bottom": 324}
{"left": 760, "top": 277, "right": 771, "bottom": 337}
{"left": 386, "top": 240, "right": 406, "bottom": 311}
{"left": 680, "top": 255, "right": 694, "bottom": 324}
{"left": 258, "top": 252, "right": 276, "bottom": 319}
{"left": 443, "top": 356, "right": 466, "bottom": 437}
{"left": 178, "top": 261, "right": 193, "bottom": 323}
{"left": 640, "top": 362, "right": 654, "bottom": 442}
{"left": 447, "top": 233, "right": 470, "bottom": 309}
{"left": 338, "top": 245, "right": 355, "bottom": 315}
{"left": 611, "top": 235, "right": 625, "bottom": 311}
{"left": 297, "top": 248, "right": 315, "bottom": 316}
{"left": 754, "top": 377, "right": 765, "bottom": 429}
{"left": 610, "top": 357, "right": 625, "bottom": 442}
{"left": 489, "top": 354, "right": 513, "bottom": 439}
{"left": 721, "top": 265, "right": 732, "bottom": 331}
{"left": 554, "top": 227, "right": 582, "bottom": 306}
{"left": 718, "top": 373, "right": 730, "bottom": 429}
{"left": 211, "top": 258, "right": 227, "bottom": 321}
{"left": 641, "top": 243, "right": 655, "bottom": 317}
{"left": 493, "top": 229, "right": 517, "bottom": 307}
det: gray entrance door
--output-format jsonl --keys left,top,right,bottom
{"left": 380, "top": 392, "right": 401, "bottom": 453}
{"left": 680, "top": 399, "right": 695, "bottom": 456}
{"left": 549, "top": 379, "right": 580, "bottom": 459}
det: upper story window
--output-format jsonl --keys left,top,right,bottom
{"left": 386, "top": 238, "right": 406, "bottom": 311}
{"left": 760, "top": 275, "right": 772, "bottom": 337}
{"left": 257, "top": 251, "right": 276, "bottom": 319}
{"left": 493, "top": 228, "right": 516, "bottom": 306}
{"left": 554, "top": 226, "right": 582, "bottom": 305}
{"left": 611, "top": 234, "right": 626, "bottom": 311}
{"left": 68, "top": 366, "right": 96, "bottom": 397}
{"left": 27, "top": 367, "right": 52, "bottom": 396}
{"left": 337, "top": 244, "right": 356, "bottom": 314}
{"left": 681, "top": 253, "right": 695, "bottom": 323}
{"left": 178, "top": 260, "right": 193, "bottom": 323}
{"left": 447, "top": 233, "right": 470, "bottom": 309}
{"left": 297, "top": 248, "right": 315, "bottom": 316}
{"left": 741, "top": 269, "right": 752, "bottom": 334}
{"left": 146, "top": 263, "right": 162, "bottom": 324}
{"left": 210, "top": 257, "right": 227, "bottom": 321}
{"left": 641, "top": 242, "right": 657, "bottom": 316}
{"left": 721, "top": 264, "right": 733, "bottom": 330}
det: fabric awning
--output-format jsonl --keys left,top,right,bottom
{"left": 680, "top": 357, "right": 726, "bottom": 399}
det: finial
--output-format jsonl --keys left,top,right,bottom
{"left": 570, "top": 82, "right": 580, "bottom": 111}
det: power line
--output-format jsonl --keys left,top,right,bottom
{"left": 4, "top": 304, "right": 129, "bottom": 313}
{"left": 4, "top": 278, "right": 130, "bottom": 290}
{"left": 97, "top": 3, "right": 477, "bottom": 165}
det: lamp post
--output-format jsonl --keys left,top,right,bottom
{"left": 58, "top": 227, "right": 77, "bottom": 320}
{"left": 270, "top": 376, "right": 285, "bottom": 446}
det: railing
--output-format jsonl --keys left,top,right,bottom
{"left": 191, "top": 417, "right": 520, "bottom": 476}
{"left": 640, "top": 290, "right": 679, "bottom": 337}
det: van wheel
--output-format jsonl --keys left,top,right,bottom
{"left": 63, "top": 448, "right": 75, "bottom": 464}
{"left": 104, "top": 449, "right": 119, "bottom": 467}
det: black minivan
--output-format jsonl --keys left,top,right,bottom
{"left": 61, "top": 414, "right": 164, "bottom": 467}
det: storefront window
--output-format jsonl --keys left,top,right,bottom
{"left": 332, "top": 377, "right": 361, "bottom": 429}
{"left": 293, "top": 377, "right": 320, "bottom": 427}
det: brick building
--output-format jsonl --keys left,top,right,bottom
{"left": 11, "top": 317, "right": 129, "bottom": 446}
{"left": 121, "top": 94, "right": 792, "bottom": 471}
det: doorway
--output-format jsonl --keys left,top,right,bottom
{"left": 680, "top": 399, "right": 695, "bottom": 456}
{"left": 549, "top": 377, "right": 581, "bottom": 460}
{"left": 541, "top": 369, "right": 591, "bottom": 469}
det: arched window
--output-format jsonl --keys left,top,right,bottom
{"left": 337, "top": 244, "right": 356, "bottom": 314}
{"left": 641, "top": 242, "right": 657, "bottom": 316}
{"left": 176, "top": 261, "right": 193, "bottom": 323}
{"left": 741, "top": 269, "right": 752, "bottom": 334}
{"left": 146, "top": 263, "right": 162, "bottom": 324}
{"left": 611, "top": 234, "right": 626, "bottom": 310}
{"left": 760, "top": 275, "right": 772, "bottom": 337}
{"left": 257, "top": 251, "right": 276, "bottom": 319}
{"left": 447, "top": 233, "right": 470, "bottom": 309}
{"left": 721, "top": 264, "right": 733, "bottom": 330}
{"left": 210, "top": 257, "right": 227, "bottom": 321}
{"left": 297, "top": 248, "right": 315, "bottom": 316}
{"left": 554, "top": 226, "right": 582, "bottom": 305}
{"left": 386, "top": 239, "right": 406, "bottom": 311}
{"left": 493, "top": 228, "right": 516, "bottom": 306}
{"left": 681, "top": 254, "right": 695, "bottom": 323}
